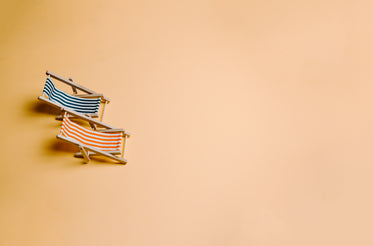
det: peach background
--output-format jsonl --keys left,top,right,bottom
{"left": 1, "top": 0, "right": 373, "bottom": 245}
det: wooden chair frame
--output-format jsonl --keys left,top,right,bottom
{"left": 56, "top": 109, "right": 130, "bottom": 164}
{"left": 38, "top": 70, "right": 110, "bottom": 121}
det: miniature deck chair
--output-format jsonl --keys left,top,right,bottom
{"left": 56, "top": 110, "right": 130, "bottom": 164}
{"left": 38, "top": 70, "right": 110, "bottom": 121}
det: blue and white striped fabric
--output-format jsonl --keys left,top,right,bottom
{"left": 42, "top": 77, "right": 101, "bottom": 114}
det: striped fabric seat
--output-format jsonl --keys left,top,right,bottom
{"left": 43, "top": 77, "right": 101, "bottom": 114}
{"left": 60, "top": 114, "right": 123, "bottom": 152}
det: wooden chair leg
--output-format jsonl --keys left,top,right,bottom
{"left": 79, "top": 145, "right": 90, "bottom": 163}
{"left": 100, "top": 101, "right": 108, "bottom": 122}
{"left": 121, "top": 135, "right": 128, "bottom": 159}
{"left": 69, "top": 77, "right": 78, "bottom": 94}
{"left": 89, "top": 122, "right": 97, "bottom": 130}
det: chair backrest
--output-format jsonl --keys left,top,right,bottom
{"left": 60, "top": 114, "right": 123, "bottom": 152}
{"left": 43, "top": 77, "right": 101, "bottom": 114}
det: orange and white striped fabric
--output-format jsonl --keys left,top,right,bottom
{"left": 60, "top": 113, "right": 123, "bottom": 152}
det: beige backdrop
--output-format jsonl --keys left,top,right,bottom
{"left": 1, "top": 0, "right": 372, "bottom": 245}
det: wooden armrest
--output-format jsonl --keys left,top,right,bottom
{"left": 96, "top": 128, "right": 124, "bottom": 133}
{"left": 75, "top": 93, "right": 104, "bottom": 98}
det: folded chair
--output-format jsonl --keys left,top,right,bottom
{"left": 56, "top": 111, "right": 130, "bottom": 164}
{"left": 38, "top": 70, "right": 110, "bottom": 121}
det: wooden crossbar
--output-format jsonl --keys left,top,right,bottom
{"left": 74, "top": 150, "right": 121, "bottom": 158}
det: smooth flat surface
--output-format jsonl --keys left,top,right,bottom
{"left": 1, "top": 0, "right": 373, "bottom": 245}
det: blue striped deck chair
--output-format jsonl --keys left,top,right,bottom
{"left": 38, "top": 71, "right": 110, "bottom": 121}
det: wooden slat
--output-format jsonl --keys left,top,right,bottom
{"left": 55, "top": 113, "right": 99, "bottom": 121}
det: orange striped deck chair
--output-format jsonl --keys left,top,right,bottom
{"left": 56, "top": 111, "right": 130, "bottom": 164}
